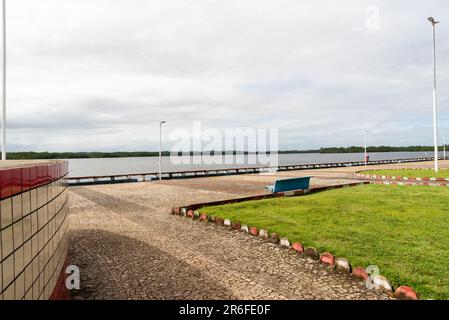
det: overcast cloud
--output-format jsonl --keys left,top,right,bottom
{"left": 4, "top": 0, "right": 449, "bottom": 151}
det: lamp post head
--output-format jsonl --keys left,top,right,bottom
{"left": 160, "top": 121, "right": 167, "bottom": 125}
{"left": 428, "top": 17, "right": 439, "bottom": 25}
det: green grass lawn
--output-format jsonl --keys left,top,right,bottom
{"left": 363, "top": 168, "right": 449, "bottom": 179}
{"left": 203, "top": 184, "right": 449, "bottom": 299}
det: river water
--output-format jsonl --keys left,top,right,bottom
{"left": 66, "top": 151, "right": 440, "bottom": 177}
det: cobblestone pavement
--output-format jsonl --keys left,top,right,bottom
{"left": 68, "top": 162, "right": 438, "bottom": 300}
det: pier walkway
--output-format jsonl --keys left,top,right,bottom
{"left": 67, "top": 160, "right": 447, "bottom": 300}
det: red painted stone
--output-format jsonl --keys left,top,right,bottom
{"left": 395, "top": 286, "right": 419, "bottom": 300}
{"left": 291, "top": 242, "right": 304, "bottom": 254}
{"left": 352, "top": 267, "right": 369, "bottom": 281}
{"left": 422, "top": 177, "right": 430, "bottom": 181}
{"left": 437, "top": 178, "right": 445, "bottom": 182}
{"left": 396, "top": 176, "right": 403, "bottom": 180}
{"left": 320, "top": 252, "right": 335, "bottom": 266}
{"left": 249, "top": 226, "right": 258, "bottom": 236}
{"left": 231, "top": 221, "right": 241, "bottom": 230}
{"left": 186, "top": 210, "right": 194, "bottom": 218}
{"left": 215, "top": 217, "right": 224, "bottom": 226}
{"left": 172, "top": 207, "right": 180, "bottom": 215}
{"left": 199, "top": 213, "right": 207, "bottom": 221}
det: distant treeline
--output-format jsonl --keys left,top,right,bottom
{"left": 5, "top": 146, "right": 441, "bottom": 160}
{"left": 7, "top": 151, "right": 317, "bottom": 159}
{"left": 320, "top": 146, "right": 442, "bottom": 153}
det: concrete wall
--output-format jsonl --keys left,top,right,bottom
{"left": 0, "top": 161, "right": 69, "bottom": 300}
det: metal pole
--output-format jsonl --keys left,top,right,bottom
{"left": 158, "top": 121, "right": 166, "bottom": 180}
{"left": 1, "top": 0, "right": 5, "bottom": 160}
{"left": 429, "top": 17, "right": 439, "bottom": 172}
{"left": 364, "top": 130, "right": 367, "bottom": 165}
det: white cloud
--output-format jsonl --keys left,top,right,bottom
{"left": 4, "top": 0, "right": 449, "bottom": 151}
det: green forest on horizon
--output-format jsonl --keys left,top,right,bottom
{"left": 4, "top": 146, "right": 444, "bottom": 160}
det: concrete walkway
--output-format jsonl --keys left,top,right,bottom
{"left": 68, "top": 161, "right": 445, "bottom": 300}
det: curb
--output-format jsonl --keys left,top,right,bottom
{"left": 356, "top": 169, "right": 449, "bottom": 187}
{"left": 171, "top": 182, "right": 421, "bottom": 300}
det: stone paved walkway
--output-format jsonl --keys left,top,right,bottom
{"left": 69, "top": 161, "right": 447, "bottom": 300}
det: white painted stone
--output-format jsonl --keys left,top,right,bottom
{"left": 335, "top": 258, "right": 351, "bottom": 273}
{"left": 279, "top": 238, "right": 290, "bottom": 248}
{"left": 373, "top": 275, "right": 393, "bottom": 292}
{"left": 259, "top": 229, "right": 268, "bottom": 239}
{"left": 224, "top": 219, "right": 232, "bottom": 227}
{"left": 181, "top": 208, "right": 187, "bottom": 216}
{"left": 241, "top": 225, "right": 249, "bottom": 233}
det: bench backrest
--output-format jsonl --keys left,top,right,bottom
{"left": 273, "top": 177, "right": 311, "bottom": 193}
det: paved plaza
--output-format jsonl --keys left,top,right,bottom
{"left": 68, "top": 161, "right": 448, "bottom": 300}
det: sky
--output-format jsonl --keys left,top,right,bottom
{"left": 4, "top": 0, "right": 449, "bottom": 152}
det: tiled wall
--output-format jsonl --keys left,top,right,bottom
{"left": 0, "top": 161, "right": 69, "bottom": 300}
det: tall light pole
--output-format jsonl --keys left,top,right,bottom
{"left": 428, "top": 17, "right": 439, "bottom": 173}
{"left": 364, "top": 130, "right": 368, "bottom": 165}
{"left": 1, "top": 0, "right": 5, "bottom": 160}
{"left": 158, "top": 121, "right": 166, "bottom": 181}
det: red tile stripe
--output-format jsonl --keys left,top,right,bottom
{"left": 0, "top": 161, "right": 68, "bottom": 200}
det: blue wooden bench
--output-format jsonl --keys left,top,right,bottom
{"left": 266, "top": 177, "right": 311, "bottom": 193}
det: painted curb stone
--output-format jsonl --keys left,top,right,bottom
{"left": 172, "top": 207, "right": 180, "bottom": 215}
{"left": 373, "top": 275, "right": 393, "bottom": 292}
{"left": 335, "top": 258, "right": 352, "bottom": 274}
{"left": 180, "top": 208, "right": 187, "bottom": 216}
{"left": 279, "top": 238, "right": 290, "bottom": 248}
{"left": 269, "top": 233, "right": 280, "bottom": 244}
{"left": 193, "top": 211, "right": 200, "bottom": 219}
{"left": 395, "top": 286, "right": 419, "bottom": 300}
{"left": 291, "top": 242, "right": 304, "bottom": 254}
{"left": 186, "top": 210, "right": 194, "bottom": 218}
{"left": 249, "top": 226, "right": 258, "bottom": 236}
{"left": 259, "top": 229, "right": 269, "bottom": 239}
{"left": 305, "top": 247, "right": 320, "bottom": 260}
{"left": 199, "top": 213, "right": 207, "bottom": 221}
{"left": 231, "top": 221, "right": 241, "bottom": 230}
{"left": 224, "top": 219, "right": 232, "bottom": 227}
{"left": 320, "top": 252, "right": 335, "bottom": 266}
{"left": 352, "top": 267, "right": 369, "bottom": 281}
{"left": 208, "top": 215, "right": 216, "bottom": 223}
{"left": 241, "top": 225, "right": 249, "bottom": 233}
{"left": 215, "top": 217, "right": 224, "bottom": 226}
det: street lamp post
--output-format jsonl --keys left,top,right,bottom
{"left": 1, "top": 0, "right": 5, "bottom": 160}
{"left": 428, "top": 17, "right": 440, "bottom": 173}
{"left": 364, "top": 130, "right": 368, "bottom": 166}
{"left": 158, "top": 121, "right": 166, "bottom": 181}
